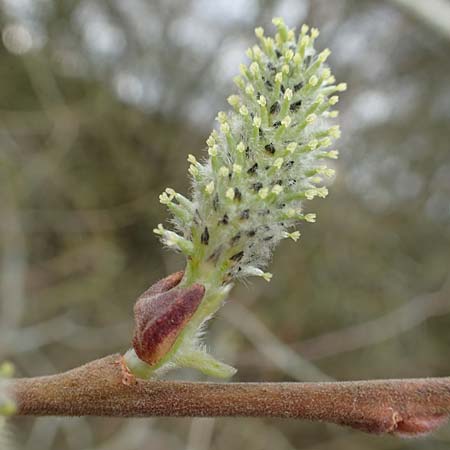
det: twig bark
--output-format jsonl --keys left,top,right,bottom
{"left": 10, "top": 354, "right": 450, "bottom": 437}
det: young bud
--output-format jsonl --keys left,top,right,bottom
{"left": 132, "top": 272, "right": 205, "bottom": 366}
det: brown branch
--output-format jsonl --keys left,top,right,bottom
{"left": 10, "top": 354, "right": 450, "bottom": 437}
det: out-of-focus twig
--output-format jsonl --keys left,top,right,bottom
{"left": 235, "top": 282, "right": 450, "bottom": 369}
{"left": 223, "top": 303, "right": 333, "bottom": 381}
{"left": 0, "top": 184, "right": 27, "bottom": 330}
{"left": 389, "top": 0, "right": 450, "bottom": 42}
{"left": 1, "top": 315, "right": 130, "bottom": 354}
{"left": 297, "top": 284, "right": 450, "bottom": 360}
{"left": 186, "top": 418, "right": 216, "bottom": 450}
{"left": 10, "top": 354, "right": 450, "bottom": 437}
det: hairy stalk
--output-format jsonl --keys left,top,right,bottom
{"left": 125, "top": 18, "right": 346, "bottom": 379}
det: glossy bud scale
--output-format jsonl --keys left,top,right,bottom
{"left": 132, "top": 272, "right": 205, "bottom": 366}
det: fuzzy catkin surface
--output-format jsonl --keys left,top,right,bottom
{"left": 156, "top": 19, "right": 345, "bottom": 285}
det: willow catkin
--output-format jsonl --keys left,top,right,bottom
{"left": 124, "top": 18, "right": 345, "bottom": 379}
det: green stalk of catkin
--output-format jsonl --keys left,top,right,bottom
{"left": 124, "top": 18, "right": 346, "bottom": 379}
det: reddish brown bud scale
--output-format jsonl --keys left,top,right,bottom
{"left": 394, "top": 414, "right": 448, "bottom": 437}
{"left": 144, "top": 271, "right": 184, "bottom": 296}
{"left": 132, "top": 272, "right": 205, "bottom": 365}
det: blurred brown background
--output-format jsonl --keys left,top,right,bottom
{"left": 1, "top": 0, "right": 450, "bottom": 449}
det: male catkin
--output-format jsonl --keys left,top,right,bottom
{"left": 124, "top": 18, "right": 345, "bottom": 379}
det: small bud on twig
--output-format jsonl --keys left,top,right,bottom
{"left": 132, "top": 272, "right": 205, "bottom": 366}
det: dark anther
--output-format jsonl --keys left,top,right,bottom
{"left": 289, "top": 99, "right": 303, "bottom": 112}
{"left": 247, "top": 163, "right": 258, "bottom": 175}
{"left": 193, "top": 209, "right": 200, "bottom": 225}
{"left": 267, "top": 62, "right": 276, "bottom": 73}
{"left": 208, "top": 247, "right": 222, "bottom": 263}
{"left": 240, "top": 209, "right": 250, "bottom": 220}
{"left": 285, "top": 160, "right": 294, "bottom": 168}
{"left": 294, "top": 81, "right": 304, "bottom": 92}
{"left": 252, "top": 182, "right": 263, "bottom": 192}
{"left": 247, "top": 230, "right": 256, "bottom": 237}
{"left": 230, "top": 251, "right": 244, "bottom": 262}
{"left": 265, "top": 80, "right": 273, "bottom": 90}
{"left": 231, "top": 233, "right": 241, "bottom": 245}
{"left": 234, "top": 188, "right": 242, "bottom": 201}
{"left": 273, "top": 121, "right": 281, "bottom": 128}
{"left": 270, "top": 101, "right": 280, "bottom": 115}
{"left": 288, "top": 178, "right": 297, "bottom": 186}
{"left": 245, "top": 146, "right": 251, "bottom": 159}
{"left": 275, "top": 179, "right": 283, "bottom": 185}
{"left": 219, "top": 214, "right": 229, "bottom": 225}
{"left": 265, "top": 143, "right": 275, "bottom": 154}
{"left": 259, "top": 128, "right": 264, "bottom": 138}
{"left": 275, "top": 49, "right": 282, "bottom": 58}
{"left": 213, "top": 194, "right": 219, "bottom": 211}
{"left": 280, "top": 84, "right": 285, "bottom": 94}
{"left": 201, "top": 227, "right": 210, "bottom": 245}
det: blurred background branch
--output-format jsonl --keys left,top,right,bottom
{"left": 389, "top": 0, "right": 450, "bottom": 41}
